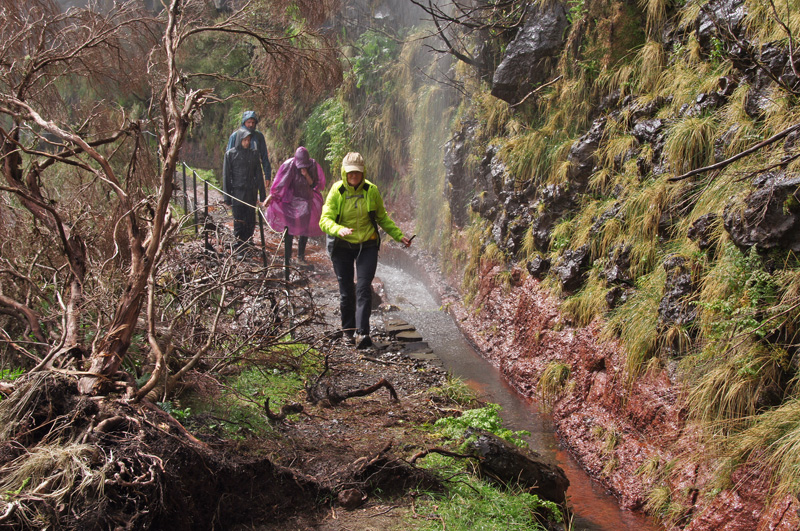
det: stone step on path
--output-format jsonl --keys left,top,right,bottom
{"left": 379, "top": 316, "right": 442, "bottom": 368}
{"left": 395, "top": 330, "right": 423, "bottom": 342}
{"left": 382, "top": 317, "right": 416, "bottom": 334}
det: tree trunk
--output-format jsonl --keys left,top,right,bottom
{"left": 77, "top": 270, "right": 148, "bottom": 394}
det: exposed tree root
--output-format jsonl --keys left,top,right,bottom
{"left": 332, "top": 441, "right": 443, "bottom": 504}
{"left": 0, "top": 368, "right": 450, "bottom": 529}
{"left": 0, "top": 372, "right": 326, "bottom": 530}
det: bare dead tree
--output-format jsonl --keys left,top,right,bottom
{"left": 0, "top": 0, "right": 342, "bottom": 395}
{"left": 0, "top": 0, "right": 154, "bottom": 368}
{"left": 134, "top": 229, "right": 325, "bottom": 403}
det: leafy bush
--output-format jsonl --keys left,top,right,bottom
{"left": 351, "top": 30, "right": 399, "bottom": 95}
{"left": 304, "top": 96, "right": 351, "bottom": 174}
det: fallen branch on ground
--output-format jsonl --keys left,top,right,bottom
{"left": 335, "top": 378, "right": 398, "bottom": 404}
{"left": 264, "top": 398, "right": 304, "bottom": 421}
{"left": 307, "top": 377, "right": 399, "bottom": 406}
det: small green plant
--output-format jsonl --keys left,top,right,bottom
{"left": 635, "top": 454, "right": 662, "bottom": 480}
{"left": 157, "top": 401, "right": 192, "bottom": 421}
{"left": 567, "top": 0, "right": 586, "bottom": 23}
{"left": 1, "top": 476, "right": 30, "bottom": 500}
{"left": 644, "top": 483, "right": 673, "bottom": 517}
{"left": 709, "top": 37, "right": 726, "bottom": 63}
{"left": 0, "top": 367, "right": 25, "bottom": 381}
{"left": 432, "top": 376, "right": 481, "bottom": 407}
{"left": 433, "top": 404, "right": 530, "bottom": 449}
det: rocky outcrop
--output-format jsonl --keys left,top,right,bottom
{"left": 526, "top": 255, "right": 550, "bottom": 279}
{"left": 724, "top": 172, "right": 800, "bottom": 251}
{"left": 658, "top": 255, "right": 698, "bottom": 357}
{"left": 694, "top": 0, "right": 747, "bottom": 48}
{"left": 687, "top": 213, "right": 719, "bottom": 251}
{"left": 491, "top": 1, "right": 569, "bottom": 103}
{"left": 444, "top": 120, "right": 477, "bottom": 228}
{"left": 554, "top": 245, "right": 591, "bottom": 293}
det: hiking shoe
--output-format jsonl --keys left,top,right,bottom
{"left": 355, "top": 334, "right": 373, "bottom": 349}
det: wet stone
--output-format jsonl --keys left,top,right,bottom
{"left": 384, "top": 321, "right": 416, "bottom": 334}
{"left": 410, "top": 353, "right": 444, "bottom": 368}
{"left": 401, "top": 341, "right": 434, "bottom": 355}
{"left": 395, "top": 330, "right": 423, "bottom": 342}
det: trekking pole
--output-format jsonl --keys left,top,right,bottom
{"left": 258, "top": 205, "right": 267, "bottom": 267}
{"left": 283, "top": 227, "right": 290, "bottom": 282}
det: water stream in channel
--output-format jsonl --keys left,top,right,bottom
{"left": 376, "top": 259, "right": 662, "bottom": 531}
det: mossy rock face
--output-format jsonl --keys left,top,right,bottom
{"left": 724, "top": 173, "right": 800, "bottom": 252}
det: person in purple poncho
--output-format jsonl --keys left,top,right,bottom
{"left": 265, "top": 146, "right": 326, "bottom": 264}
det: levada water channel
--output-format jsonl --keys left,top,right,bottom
{"left": 376, "top": 252, "right": 661, "bottom": 531}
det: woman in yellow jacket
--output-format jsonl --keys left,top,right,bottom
{"left": 319, "top": 152, "right": 412, "bottom": 348}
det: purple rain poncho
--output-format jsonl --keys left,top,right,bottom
{"left": 266, "top": 147, "right": 326, "bottom": 237}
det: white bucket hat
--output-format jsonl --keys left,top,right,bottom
{"left": 342, "top": 152, "right": 365, "bottom": 173}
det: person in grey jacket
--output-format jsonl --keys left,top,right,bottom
{"left": 223, "top": 128, "right": 266, "bottom": 254}
{"left": 227, "top": 110, "right": 272, "bottom": 186}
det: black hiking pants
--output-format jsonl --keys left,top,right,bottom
{"left": 231, "top": 200, "right": 256, "bottom": 249}
{"left": 284, "top": 234, "right": 308, "bottom": 261}
{"left": 330, "top": 243, "right": 378, "bottom": 337}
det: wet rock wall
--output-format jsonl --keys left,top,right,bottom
{"left": 440, "top": 267, "right": 800, "bottom": 530}
{"left": 434, "top": 1, "right": 800, "bottom": 527}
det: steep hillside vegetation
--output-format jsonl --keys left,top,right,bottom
{"left": 310, "top": 0, "right": 800, "bottom": 528}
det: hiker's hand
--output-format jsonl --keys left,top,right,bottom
{"left": 338, "top": 227, "right": 353, "bottom": 237}
{"left": 263, "top": 195, "right": 273, "bottom": 207}
{"left": 401, "top": 236, "right": 412, "bottom": 247}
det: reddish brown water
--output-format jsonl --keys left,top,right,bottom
{"left": 378, "top": 260, "right": 663, "bottom": 531}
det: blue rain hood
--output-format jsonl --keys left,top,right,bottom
{"left": 240, "top": 111, "right": 259, "bottom": 129}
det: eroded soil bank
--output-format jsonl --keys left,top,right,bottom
{"left": 392, "top": 246, "right": 800, "bottom": 531}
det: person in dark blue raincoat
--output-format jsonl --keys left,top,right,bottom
{"left": 223, "top": 128, "right": 266, "bottom": 254}
{"left": 227, "top": 110, "right": 272, "bottom": 185}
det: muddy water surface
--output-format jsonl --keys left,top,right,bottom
{"left": 376, "top": 261, "right": 662, "bottom": 531}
